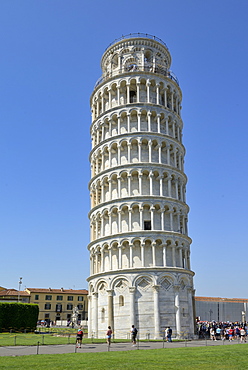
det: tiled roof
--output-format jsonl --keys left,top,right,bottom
{"left": 195, "top": 296, "right": 248, "bottom": 303}
{"left": 26, "top": 288, "right": 88, "bottom": 294}
{"left": 0, "top": 289, "right": 29, "bottom": 297}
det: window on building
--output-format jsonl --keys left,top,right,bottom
{"left": 130, "top": 90, "right": 136, "bottom": 103}
{"left": 44, "top": 303, "right": 51, "bottom": 310}
{"left": 78, "top": 296, "right": 84, "bottom": 301}
{"left": 34, "top": 295, "right": 39, "bottom": 300}
{"left": 119, "top": 295, "right": 124, "bottom": 307}
{"left": 56, "top": 304, "right": 62, "bottom": 312}
{"left": 45, "top": 295, "right": 52, "bottom": 300}
{"left": 144, "top": 220, "right": 151, "bottom": 230}
{"left": 45, "top": 314, "right": 50, "bottom": 319}
{"left": 56, "top": 314, "right": 60, "bottom": 321}
{"left": 67, "top": 296, "right": 73, "bottom": 301}
{"left": 67, "top": 304, "right": 73, "bottom": 310}
{"left": 77, "top": 304, "right": 83, "bottom": 310}
{"left": 57, "top": 296, "right": 63, "bottom": 301}
{"left": 67, "top": 314, "right": 71, "bottom": 320}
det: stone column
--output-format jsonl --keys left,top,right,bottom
{"left": 117, "top": 175, "right": 121, "bottom": 198}
{"left": 137, "top": 112, "right": 141, "bottom": 131}
{"left": 152, "top": 242, "right": 156, "bottom": 266}
{"left": 127, "top": 174, "right": 131, "bottom": 196}
{"left": 166, "top": 146, "right": 170, "bottom": 166}
{"left": 117, "top": 144, "right": 121, "bottom": 165}
{"left": 168, "top": 175, "right": 172, "bottom": 197}
{"left": 93, "top": 292, "right": 98, "bottom": 338}
{"left": 137, "top": 82, "right": 140, "bottom": 103}
{"left": 141, "top": 243, "right": 145, "bottom": 267}
{"left": 187, "top": 288, "right": 194, "bottom": 337}
{"left": 158, "top": 144, "right": 162, "bottom": 163}
{"left": 115, "top": 245, "right": 121, "bottom": 269}
{"left": 149, "top": 172, "right": 154, "bottom": 195}
{"left": 109, "top": 211, "right": 112, "bottom": 234}
{"left": 148, "top": 140, "right": 152, "bottom": 162}
{"left": 157, "top": 114, "right": 161, "bottom": 133}
{"left": 107, "top": 289, "right": 114, "bottom": 330}
{"left": 164, "top": 88, "right": 167, "bottom": 108}
{"left": 150, "top": 206, "right": 155, "bottom": 230}
{"left": 156, "top": 84, "right": 160, "bottom": 105}
{"left": 140, "top": 206, "right": 143, "bottom": 230}
{"left": 128, "top": 208, "right": 132, "bottom": 231}
{"left": 162, "top": 244, "right": 167, "bottom": 266}
{"left": 117, "top": 115, "right": 121, "bottom": 135}
{"left": 174, "top": 286, "right": 181, "bottom": 338}
{"left": 138, "top": 173, "right": 142, "bottom": 195}
{"left": 159, "top": 176, "right": 163, "bottom": 196}
{"left": 153, "top": 285, "right": 161, "bottom": 339}
{"left": 165, "top": 117, "right": 169, "bottom": 135}
{"left": 109, "top": 179, "right": 112, "bottom": 201}
{"left": 161, "top": 208, "right": 164, "bottom": 231}
{"left": 127, "top": 143, "right": 131, "bottom": 163}
{"left": 147, "top": 111, "right": 151, "bottom": 131}
{"left": 88, "top": 295, "right": 92, "bottom": 336}
{"left": 129, "top": 287, "right": 136, "bottom": 327}
{"left": 101, "top": 248, "right": 104, "bottom": 272}
{"left": 117, "top": 85, "right": 120, "bottom": 105}
{"left": 127, "top": 113, "right": 131, "bottom": 132}
{"left": 108, "top": 247, "right": 112, "bottom": 270}
{"left": 138, "top": 141, "right": 142, "bottom": 162}
{"left": 172, "top": 243, "right": 176, "bottom": 267}
{"left": 129, "top": 245, "right": 133, "bottom": 268}
{"left": 179, "top": 247, "right": 183, "bottom": 268}
{"left": 108, "top": 88, "right": 111, "bottom": 109}
{"left": 118, "top": 210, "right": 122, "bottom": 233}
{"left": 126, "top": 84, "right": 130, "bottom": 104}
{"left": 146, "top": 81, "right": 151, "bottom": 103}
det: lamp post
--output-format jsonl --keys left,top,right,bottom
{"left": 18, "top": 277, "right": 22, "bottom": 302}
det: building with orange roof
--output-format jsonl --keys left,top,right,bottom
{"left": 0, "top": 287, "right": 88, "bottom": 323}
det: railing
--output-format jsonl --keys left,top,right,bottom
{"left": 105, "top": 33, "right": 168, "bottom": 51}
{"left": 94, "top": 64, "right": 179, "bottom": 89}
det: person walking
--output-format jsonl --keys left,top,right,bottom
{"left": 131, "top": 325, "right": 138, "bottom": 346}
{"left": 106, "top": 326, "right": 112, "bottom": 346}
{"left": 76, "top": 326, "right": 84, "bottom": 348}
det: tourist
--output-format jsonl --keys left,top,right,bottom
{"left": 240, "top": 327, "right": 246, "bottom": 343}
{"left": 106, "top": 326, "right": 112, "bottom": 346}
{"left": 131, "top": 325, "right": 138, "bottom": 346}
{"left": 165, "top": 326, "right": 172, "bottom": 342}
{"left": 76, "top": 326, "right": 84, "bottom": 348}
{"left": 210, "top": 327, "right": 217, "bottom": 341}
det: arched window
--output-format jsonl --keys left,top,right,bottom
{"left": 119, "top": 295, "right": 124, "bottom": 307}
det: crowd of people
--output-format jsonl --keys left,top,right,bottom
{"left": 196, "top": 320, "right": 247, "bottom": 342}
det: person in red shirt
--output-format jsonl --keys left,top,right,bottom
{"left": 106, "top": 326, "right": 112, "bottom": 345}
{"left": 228, "top": 327, "right": 234, "bottom": 341}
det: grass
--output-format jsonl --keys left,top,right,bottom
{"left": 0, "top": 345, "right": 248, "bottom": 369}
{"left": 0, "top": 333, "right": 130, "bottom": 346}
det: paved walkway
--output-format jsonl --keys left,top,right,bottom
{"left": 0, "top": 338, "right": 246, "bottom": 357}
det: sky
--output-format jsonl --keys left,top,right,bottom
{"left": 1, "top": 0, "right": 248, "bottom": 299}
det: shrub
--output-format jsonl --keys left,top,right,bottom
{"left": 0, "top": 302, "right": 39, "bottom": 332}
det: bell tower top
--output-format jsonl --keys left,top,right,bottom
{"left": 94, "top": 33, "right": 178, "bottom": 91}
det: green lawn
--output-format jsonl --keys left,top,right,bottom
{"left": 0, "top": 333, "right": 130, "bottom": 346}
{"left": 0, "top": 345, "right": 248, "bottom": 369}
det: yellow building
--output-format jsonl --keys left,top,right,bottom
{"left": 25, "top": 288, "right": 88, "bottom": 323}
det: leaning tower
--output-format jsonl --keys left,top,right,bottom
{"left": 87, "top": 34, "right": 195, "bottom": 339}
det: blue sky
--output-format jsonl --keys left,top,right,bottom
{"left": 1, "top": 0, "right": 248, "bottom": 298}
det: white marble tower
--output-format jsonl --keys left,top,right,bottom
{"left": 87, "top": 34, "right": 195, "bottom": 339}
